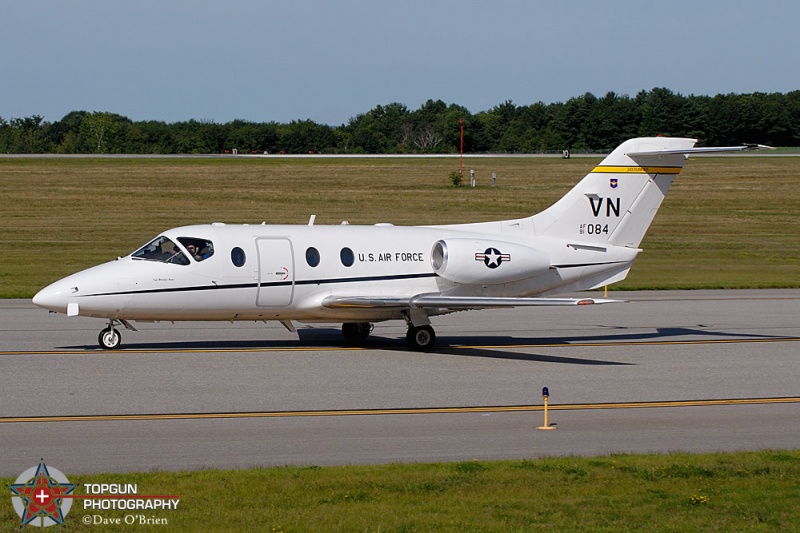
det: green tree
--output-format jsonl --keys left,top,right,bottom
{"left": 8, "top": 115, "right": 52, "bottom": 153}
{"left": 78, "top": 112, "right": 130, "bottom": 153}
{"left": 129, "top": 120, "right": 173, "bottom": 153}
{"left": 637, "top": 87, "right": 687, "bottom": 137}
{"left": 278, "top": 120, "right": 336, "bottom": 153}
{"left": 342, "top": 102, "right": 412, "bottom": 153}
{"left": 3, "top": 89, "right": 799, "bottom": 155}
{"left": 49, "top": 111, "right": 90, "bottom": 152}
{"left": 0, "top": 116, "right": 10, "bottom": 152}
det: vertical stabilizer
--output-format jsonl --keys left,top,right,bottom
{"left": 532, "top": 137, "right": 697, "bottom": 248}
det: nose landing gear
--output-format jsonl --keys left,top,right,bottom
{"left": 98, "top": 323, "right": 121, "bottom": 350}
{"left": 97, "top": 319, "right": 136, "bottom": 349}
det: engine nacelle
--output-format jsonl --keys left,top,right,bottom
{"left": 430, "top": 239, "right": 551, "bottom": 285}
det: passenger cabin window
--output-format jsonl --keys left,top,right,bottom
{"left": 340, "top": 247, "right": 354, "bottom": 267}
{"left": 231, "top": 247, "right": 246, "bottom": 267}
{"left": 306, "top": 247, "right": 320, "bottom": 267}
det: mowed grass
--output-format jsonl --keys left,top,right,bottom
{"left": 1, "top": 155, "right": 799, "bottom": 297}
{"left": 3, "top": 451, "right": 800, "bottom": 531}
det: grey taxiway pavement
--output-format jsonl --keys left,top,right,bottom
{"left": 1, "top": 290, "right": 798, "bottom": 475}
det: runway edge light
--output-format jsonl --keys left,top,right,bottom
{"left": 537, "top": 386, "right": 557, "bottom": 430}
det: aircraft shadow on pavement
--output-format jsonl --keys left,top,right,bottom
{"left": 58, "top": 324, "right": 782, "bottom": 365}
{"left": 52, "top": 329, "right": 618, "bottom": 365}
{"left": 541, "top": 325, "right": 785, "bottom": 344}
{"left": 429, "top": 344, "right": 633, "bottom": 365}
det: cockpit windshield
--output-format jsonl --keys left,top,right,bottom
{"left": 132, "top": 236, "right": 189, "bottom": 265}
{"left": 131, "top": 236, "right": 215, "bottom": 265}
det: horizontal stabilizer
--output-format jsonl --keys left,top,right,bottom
{"left": 627, "top": 144, "right": 773, "bottom": 157}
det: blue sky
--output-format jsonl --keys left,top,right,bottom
{"left": 3, "top": 1, "right": 799, "bottom": 125}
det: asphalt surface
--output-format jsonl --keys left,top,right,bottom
{"left": 1, "top": 289, "right": 798, "bottom": 475}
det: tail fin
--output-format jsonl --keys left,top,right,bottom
{"left": 533, "top": 137, "right": 696, "bottom": 248}
{"left": 532, "top": 137, "right": 770, "bottom": 247}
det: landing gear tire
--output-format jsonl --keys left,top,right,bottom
{"left": 342, "top": 322, "right": 373, "bottom": 344}
{"left": 406, "top": 325, "right": 436, "bottom": 351}
{"left": 98, "top": 326, "right": 121, "bottom": 350}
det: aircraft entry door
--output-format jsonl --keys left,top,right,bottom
{"left": 256, "top": 238, "right": 295, "bottom": 307}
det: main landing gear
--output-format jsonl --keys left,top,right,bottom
{"left": 402, "top": 308, "right": 436, "bottom": 351}
{"left": 405, "top": 325, "right": 436, "bottom": 351}
{"left": 340, "top": 321, "right": 437, "bottom": 350}
{"left": 341, "top": 322, "right": 373, "bottom": 344}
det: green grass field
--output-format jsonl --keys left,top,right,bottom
{"left": 4, "top": 451, "right": 800, "bottom": 531}
{"left": 1, "top": 155, "right": 798, "bottom": 297}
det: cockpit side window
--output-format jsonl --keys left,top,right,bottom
{"left": 177, "top": 237, "right": 215, "bottom": 262}
{"left": 131, "top": 236, "right": 189, "bottom": 265}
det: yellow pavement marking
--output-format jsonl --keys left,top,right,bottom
{"left": 3, "top": 397, "right": 799, "bottom": 424}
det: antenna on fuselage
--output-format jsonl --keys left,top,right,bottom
{"left": 308, "top": 214, "right": 316, "bottom": 226}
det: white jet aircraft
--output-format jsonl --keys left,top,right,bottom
{"left": 33, "top": 137, "right": 767, "bottom": 350}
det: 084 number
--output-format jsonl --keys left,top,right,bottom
{"left": 581, "top": 224, "right": 609, "bottom": 235}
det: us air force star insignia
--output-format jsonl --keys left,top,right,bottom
{"left": 474, "top": 248, "right": 511, "bottom": 269}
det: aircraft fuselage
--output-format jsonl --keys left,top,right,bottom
{"left": 34, "top": 222, "right": 635, "bottom": 323}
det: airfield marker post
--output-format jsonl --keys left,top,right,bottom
{"left": 537, "top": 387, "right": 557, "bottom": 430}
{"left": 459, "top": 119, "right": 464, "bottom": 177}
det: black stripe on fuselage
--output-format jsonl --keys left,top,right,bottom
{"left": 81, "top": 272, "right": 438, "bottom": 298}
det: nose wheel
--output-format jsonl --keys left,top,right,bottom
{"left": 98, "top": 324, "right": 121, "bottom": 350}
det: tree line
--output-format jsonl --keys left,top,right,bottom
{"left": 2, "top": 88, "right": 798, "bottom": 154}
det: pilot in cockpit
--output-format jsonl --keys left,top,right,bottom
{"left": 186, "top": 244, "right": 202, "bottom": 262}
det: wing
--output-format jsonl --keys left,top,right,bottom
{"left": 321, "top": 294, "right": 621, "bottom": 311}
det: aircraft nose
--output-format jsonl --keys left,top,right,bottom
{"left": 32, "top": 282, "right": 75, "bottom": 314}
{"left": 32, "top": 259, "right": 131, "bottom": 317}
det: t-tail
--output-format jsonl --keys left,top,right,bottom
{"left": 531, "top": 137, "right": 769, "bottom": 248}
